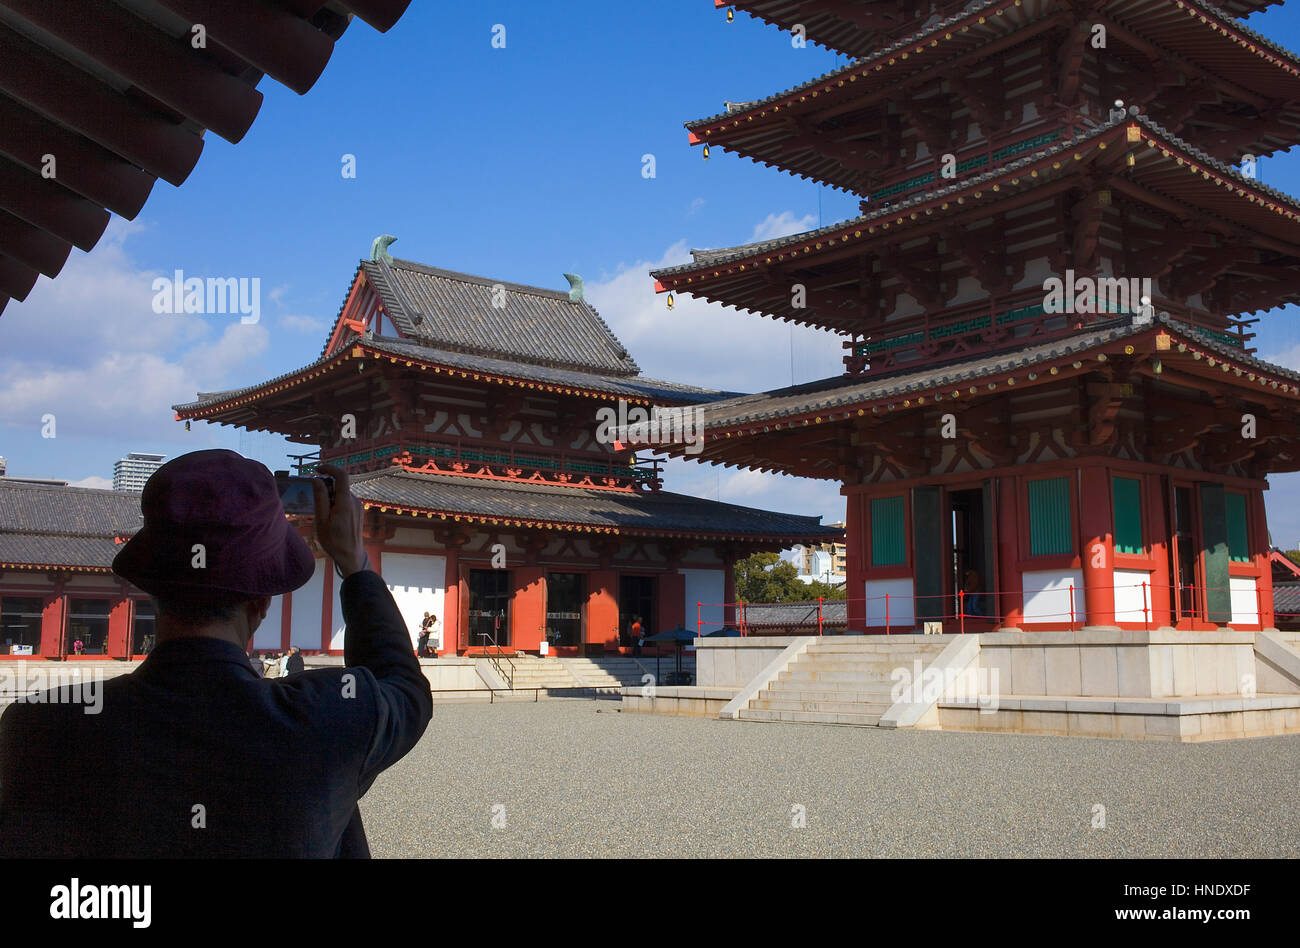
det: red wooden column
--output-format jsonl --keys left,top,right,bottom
{"left": 844, "top": 491, "right": 865, "bottom": 631}
{"left": 1144, "top": 472, "right": 1173, "bottom": 627}
{"left": 511, "top": 566, "right": 545, "bottom": 652}
{"left": 1251, "top": 487, "right": 1274, "bottom": 628}
{"left": 442, "top": 547, "right": 460, "bottom": 654}
{"left": 586, "top": 569, "right": 619, "bottom": 653}
{"left": 40, "top": 587, "right": 66, "bottom": 658}
{"left": 1078, "top": 465, "right": 1115, "bottom": 626}
{"left": 996, "top": 476, "right": 1023, "bottom": 627}
{"left": 106, "top": 595, "right": 131, "bottom": 658}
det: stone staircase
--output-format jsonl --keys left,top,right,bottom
{"left": 562, "top": 656, "right": 696, "bottom": 690}
{"left": 736, "top": 638, "right": 949, "bottom": 727}
{"left": 498, "top": 656, "right": 582, "bottom": 694}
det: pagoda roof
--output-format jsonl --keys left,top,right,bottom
{"left": 689, "top": 312, "right": 1300, "bottom": 433}
{"left": 691, "top": 0, "right": 1300, "bottom": 187}
{"left": 722, "top": 0, "right": 1280, "bottom": 58}
{"left": 348, "top": 467, "right": 843, "bottom": 542}
{"left": 0, "top": 0, "right": 413, "bottom": 318}
{"left": 175, "top": 334, "right": 736, "bottom": 424}
{"left": 638, "top": 312, "right": 1300, "bottom": 479}
{"left": 349, "top": 258, "right": 641, "bottom": 377}
{"left": 653, "top": 113, "right": 1300, "bottom": 332}
{"left": 0, "top": 480, "right": 143, "bottom": 573}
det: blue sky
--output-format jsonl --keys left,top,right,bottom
{"left": 2, "top": 0, "right": 1300, "bottom": 544}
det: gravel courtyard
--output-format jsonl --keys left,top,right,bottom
{"left": 359, "top": 699, "right": 1300, "bottom": 858}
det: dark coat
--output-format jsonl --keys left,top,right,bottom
{"left": 285, "top": 650, "right": 305, "bottom": 675}
{"left": 0, "top": 570, "right": 432, "bottom": 858}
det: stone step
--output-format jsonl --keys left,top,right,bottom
{"left": 751, "top": 697, "right": 893, "bottom": 714}
{"left": 779, "top": 670, "right": 899, "bottom": 683}
{"left": 736, "top": 708, "right": 882, "bottom": 726}
{"left": 760, "top": 687, "right": 895, "bottom": 703}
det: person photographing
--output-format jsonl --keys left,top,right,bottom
{"left": 0, "top": 450, "right": 433, "bottom": 857}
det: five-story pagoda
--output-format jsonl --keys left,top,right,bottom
{"left": 651, "top": 0, "right": 1300, "bottom": 634}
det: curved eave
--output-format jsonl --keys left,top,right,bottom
{"left": 694, "top": 0, "right": 1300, "bottom": 134}
{"left": 175, "top": 342, "right": 710, "bottom": 426}
{"left": 0, "top": 0, "right": 414, "bottom": 316}
{"left": 691, "top": 0, "right": 1300, "bottom": 177}
{"left": 351, "top": 501, "right": 838, "bottom": 545}
{"left": 652, "top": 319, "right": 1300, "bottom": 476}
{"left": 653, "top": 118, "right": 1300, "bottom": 321}
{"left": 0, "top": 561, "right": 113, "bottom": 573}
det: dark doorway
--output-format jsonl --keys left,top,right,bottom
{"left": 950, "top": 487, "right": 993, "bottom": 620}
{"left": 619, "top": 575, "right": 655, "bottom": 649}
{"left": 546, "top": 572, "right": 585, "bottom": 649}
{"left": 1171, "top": 485, "right": 1203, "bottom": 621}
{"left": 468, "top": 569, "right": 511, "bottom": 648}
{"left": 131, "top": 599, "right": 156, "bottom": 656}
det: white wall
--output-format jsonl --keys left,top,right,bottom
{"left": 1113, "top": 569, "right": 1154, "bottom": 624}
{"left": 383, "top": 553, "right": 447, "bottom": 649}
{"left": 681, "top": 568, "right": 725, "bottom": 631}
{"left": 253, "top": 595, "right": 283, "bottom": 651}
{"left": 330, "top": 572, "right": 347, "bottom": 652}
{"left": 865, "top": 577, "right": 914, "bottom": 629}
{"left": 1230, "top": 576, "right": 1259, "bottom": 626}
{"left": 1021, "top": 569, "right": 1085, "bottom": 625}
{"left": 291, "top": 558, "right": 325, "bottom": 648}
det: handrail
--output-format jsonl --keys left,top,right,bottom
{"left": 478, "top": 632, "right": 515, "bottom": 690}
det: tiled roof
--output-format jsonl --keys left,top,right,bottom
{"left": 0, "top": 480, "right": 142, "bottom": 570}
{"left": 689, "top": 0, "right": 1300, "bottom": 130}
{"left": 655, "top": 113, "right": 1300, "bottom": 282}
{"left": 741, "top": 600, "right": 849, "bottom": 627}
{"left": 348, "top": 468, "right": 842, "bottom": 540}
{"left": 174, "top": 334, "right": 738, "bottom": 415}
{"left": 363, "top": 259, "right": 641, "bottom": 376}
{"left": 0, "top": 481, "right": 143, "bottom": 536}
{"left": 682, "top": 313, "right": 1300, "bottom": 430}
{"left": 0, "top": 0, "right": 413, "bottom": 318}
{"left": 1273, "top": 582, "right": 1300, "bottom": 618}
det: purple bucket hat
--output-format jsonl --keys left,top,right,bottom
{"left": 113, "top": 449, "right": 316, "bottom": 599}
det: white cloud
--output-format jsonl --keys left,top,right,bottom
{"left": 748, "top": 211, "right": 818, "bottom": 243}
{"left": 585, "top": 235, "right": 843, "bottom": 393}
{"left": 69, "top": 475, "right": 113, "bottom": 490}
{"left": 280, "top": 314, "right": 328, "bottom": 333}
{"left": 0, "top": 222, "right": 272, "bottom": 445}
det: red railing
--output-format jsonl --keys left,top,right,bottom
{"left": 693, "top": 579, "right": 1273, "bottom": 636}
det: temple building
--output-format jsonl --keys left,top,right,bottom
{"left": 169, "top": 252, "right": 841, "bottom": 657}
{"left": 648, "top": 0, "right": 1300, "bottom": 634}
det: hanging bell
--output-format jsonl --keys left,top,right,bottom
{"left": 667, "top": 293, "right": 675, "bottom": 310}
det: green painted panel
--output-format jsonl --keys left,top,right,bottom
{"left": 1112, "top": 477, "right": 1143, "bottom": 555}
{"left": 1200, "top": 483, "right": 1232, "bottom": 623}
{"left": 1225, "top": 492, "right": 1250, "bottom": 563}
{"left": 870, "top": 496, "right": 906, "bottom": 567}
{"left": 913, "top": 486, "right": 944, "bottom": 621}
{"left": 1028, "top": 477, "right": 1072, "bottom": 556}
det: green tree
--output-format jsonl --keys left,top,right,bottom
{"left": 734, "top": 553, "right": 847, "bottom": 603}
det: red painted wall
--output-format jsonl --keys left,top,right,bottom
{"left": 511, "top": 566, "right": 545, "bottom": 652}
{"left": 586, "top": 569, "right": 619, "bottom": 652}
{"left": 657, "top": 570, "right": 685, "bottom": 635}
{"left": 106, "top": 597, "right": 131, "bottom": 659}
{"left": 40, "top": 592, "right": 65, "bottom": 657}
